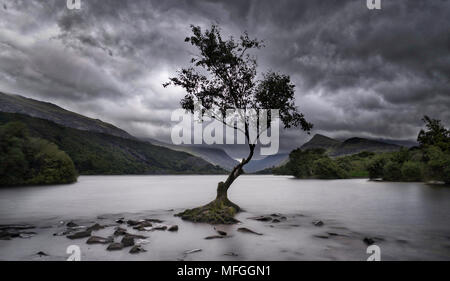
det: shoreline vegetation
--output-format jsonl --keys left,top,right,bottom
{"left": 267, "top": 116, "right": 449, "bottom": 185}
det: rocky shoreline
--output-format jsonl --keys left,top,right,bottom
{"left": 0, "top": 208, "right": 412, "bottom": 261}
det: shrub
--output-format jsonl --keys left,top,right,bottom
{"left": 312, "top": 157, "right": 347, "bottom": 179}
{"left": 383, "top": 161, "right": 402, "bottom": 181}
{"left": 401, "top": 161, "right": 423, "bottom": 181}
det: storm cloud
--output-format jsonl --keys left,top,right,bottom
{"left": 0, "top": 0, "right": 449, "bottom": 157}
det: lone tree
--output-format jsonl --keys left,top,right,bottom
{"left": 164, "top": 25, "right": 312, "bottom": 223}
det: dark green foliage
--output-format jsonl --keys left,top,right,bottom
{"left": 312, "top": 157, "right": 348, "bottom": 179}
{"left": 0, "top": 112, "right": 225, "bottom": 175}
{"left": 417, "top": 116, "right": 450, "bottom": 151}
{"left": 401, "top": 161, "right": 423, "bottom": 182}
{"left": 382, "top": 161, "right": 403, "bottom": 181}
{"left": 0, "top": 121, "right": 77, "bottom": 186}
{"left": 277, "top": 148, "right": 326, "bottom": 178}
{"left": 367, "top": 154, "right": 389, "bottom": 179}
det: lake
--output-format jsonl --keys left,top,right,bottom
{"left": 0, "top": 175, "right": 449, "bottom": 260}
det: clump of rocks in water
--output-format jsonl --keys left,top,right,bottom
{"left": 58, "top": 217, "right": 179, "bottom": 254}
{"left": 0, "top": 224, "right": 36, "bottom": 240}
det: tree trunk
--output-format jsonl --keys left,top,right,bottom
{"left": 215, "top": 144, "right": 255, "bottom": 204}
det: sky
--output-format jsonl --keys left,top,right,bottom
{"left": 0, "top": 0, "right": 449, "bottom": 158}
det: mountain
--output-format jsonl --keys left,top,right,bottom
{"left": 0, "top": 92, "right": 133, "bottom": 139}
{"left": 300, "top": 134, "right": 342, "bottom": 151}
{"left": 244, "top": 153, "right": 289, "bottom": 173}
{"left": 329, "top": 137, "right": 401, "bottom": 156}
{"left": 301, "top": 134, "right": 401, "bottom": 157}
{"left": 146, "top": 140, "right": 239, "bottom": 171}
{"left": 0, "top": 112, "right": 225, "bottom": 175}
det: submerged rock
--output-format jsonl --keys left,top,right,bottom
{"left": 151, "top": 225, "right": 167, "bottom": 231}
{"left": 132, "top": 221, "right": 152, "bottom": 230}
{"left": 107, "top": 242, "right": 123, "bottom": 251}
{"left": 129, "top": 245, "right": 146, "bottom": 254}
{"left": 36, "top": 251, "right": 48, "bottom": 256}
{"left": 145, "top": 218, "right": 164, "bottom": 223}
{"left": 86, "top": 236, "right": 113, "bottom": 245}
{"left": 168, "top": 225, "right": 179, "bottom": 232}
{"left": 216, "top": 230, "right": 227, "bottom": 236}
{"left": 312, "top": 220, "right": 324, "bottom": 227}
{"left": 67, "top": 230, "right": 91, "bottom": 240}
{"left": 126, "top": 220, "right": 141, "bottom": 226}
{"left": 204, "top": 235, "right": 225, "bottom": 240}
{"left": 0, "top": 224, "right": 35, "bottom": 230}
{"left": 113, "top": 227, "right": 127, "bottom": 236}
{"left": 121, "top": 236, "right": 135, "bottom": 247}
{"left": 237, "top": 227, "right": 262, "bottom": 235}
{"left": 66, "top": 221, "right": 78, "bottom": 228}
{"left": 86, "top": 223, "right": 105, "bottom": 232}
{"left": 363, "top": 237, "right": 375, "bottom": 245}
{"left": 248, "top": 216, "right": 272, "bottom": 222}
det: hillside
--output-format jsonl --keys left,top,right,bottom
{"left": 300, "top": 134, "right": 342, "bottom": 151}
{"left": 146, "top": 140, "right": 239, "bottom": 171}
{"left": 244, "top": 153, "right": 289, "bottom": 173}
{"left": 301, "top": 134, "right": 401, "bottom": 157}
{"left": 0, "top": 112, "right": 225, "bottom": 175}
{"left": 329, "top": 137, "right": 401, "bottom": 156}
{"left": 0, "top": 92, "right": 133, "bottom": 139}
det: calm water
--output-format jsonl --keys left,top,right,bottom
{"left": 0, "top": 175, "right": 449, "bottom": 260}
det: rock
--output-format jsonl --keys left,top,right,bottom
{"left": 133, "top": 221, "right": 152, "bottom": 230}
{"left": 312, "top": 220, "right": 324, "bottom": 227}
{"left": 129, "top": 245, "right": 146, "bottom": 254}
{"left": 86, "top": 236, "right": 113, "bottom": 245}
{"left": 121, "top": 236, "right": 135, "bottom": 247}
{"left": 314, "top": 234, "right": 329, "bottom": 239}
{"left": 67, "top": 230, "right": 91, "bottom": 240}
{"left": 86, "top": 223, "right": 105, "bottom": 232}
{"left": 270, "top": 213, "right": 282, "bottom": 217}
{"left": 114, "top": 227, "right": 127, "bottom": 236}
{"left": 66, "top": 221, "right": 78, "bottom": 228}
{"left": 205, "top": 235, "right": 225, "bottom": 240}
{"left": 248, "top": 216, "right": 272, "bottom": 221}
{"left": 145, "top": 218, "right": 164, "bottom": 223}
{"left": 363, "top": 237, "right": 375, "bottom": 245}
{"left": 168, "top": 225, "right": 178, "bottom": 232}
{"left": 124, "top": 233, "right": 147, "bottom": 239}
{"left": 237, "top": 227, "right": 262, "bottom": 235}
{"left": 224, "top": 252, "right": 238, "bottom": 257}
{"left": 216, "top": 230, "right": 227, "bottom": 236}
{"left": 151, "top": 225, "right": 167, "bottom": 231}
{"left": 126, "top": 220, "right": 141, "bottom": 226}
{"left": 36, "top": 251, "right": 48, "bottom": 256}
{"left": 272, "top": 219, "right": 281, "bottom": 223}
{"left": 0, "top": 224, "right": 35, "bottom": 230}
{"left": 107, "top": 242, "right": 124, "bottom": 251}
{"left": 115, "top": 219, "right": 124, "bottom": 224}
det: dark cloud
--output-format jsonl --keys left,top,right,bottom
{"left": 0, "top": 0, "right": 449, "bottom": 156}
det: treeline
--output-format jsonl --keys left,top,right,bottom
{"left": 0, "top": 122, "right": 78, "bottom": 186}
{"left": 273, "top": 116, "right": 450, "bottom": 184}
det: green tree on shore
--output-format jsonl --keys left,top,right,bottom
{"left": 0, "top": 121, "right": 77, "bottom": 186}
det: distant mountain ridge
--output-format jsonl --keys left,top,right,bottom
{"left": 301, "top": 134, "right": 402, "bottom": 156}
{"left": 244, "top": 153, "right": 289, "bottom": 173}
{"left": 145, "top": 139, "right": 239, "bottom": 171}
{"left": 0, "top": 92, "right": 133, "bottom": 140}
